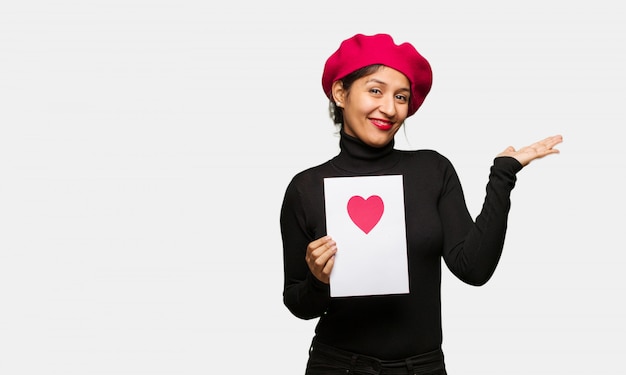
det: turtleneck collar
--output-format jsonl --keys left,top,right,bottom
{"left": 331, "top": 128, "right": 401, "bottom": 173}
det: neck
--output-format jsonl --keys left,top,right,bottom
{"left": 331, "top": 128, "right": 399, "bottom": 173}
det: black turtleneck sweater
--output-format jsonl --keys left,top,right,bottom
{"left": 280, "top": 130, "right": 523, "bottom": 360}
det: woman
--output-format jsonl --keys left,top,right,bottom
{"left": 280, "top": 33, "right": 562, "bottom": 374}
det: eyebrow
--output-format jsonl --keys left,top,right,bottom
{"left": 366, "top": 78, "right": 410, "bottom": 93}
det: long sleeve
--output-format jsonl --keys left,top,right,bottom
{"left": 279, "top": 131, "right": 525, "bottom": 359}
{"left": 441, "top": 156, "right": 523, "bottom": 286}
{"left": 280, "top": 175, "right": 331, "bottom": 319}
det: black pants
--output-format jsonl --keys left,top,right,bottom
{"left": 305, "top": 338, "right": 447, "bottom": 375}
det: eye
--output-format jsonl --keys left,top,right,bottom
{"left": 395, "top": 94, "right": 408, "bottom": 103}
{"left": 369, "top": 88, "right": 382, "bottom": 95}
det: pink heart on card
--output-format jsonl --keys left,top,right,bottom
{"left": 347, "top": 195, "right": 384, "bottom": 234}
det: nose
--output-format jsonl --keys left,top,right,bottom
{"left": 379, "top": 95, "right": 396, "bottom": 118}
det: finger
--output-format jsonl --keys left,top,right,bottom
{"left": 310, "top": 238, "right": 336, "bottom": 258}
{"left": 323, "top": 254, "right": 336, "bottom": 278}
{"left": 306, "top": 236, "right": 332, "bottom": 258}
{"left": 306, "top": 237, "right": 335, "bottom": 263}
{"left": 545, "top": 135, "right": 563, "bottom": 149}
{"left": 313, "top": 243, "right": 337, "bottom": 269}
{"left": 527, "top": 140, "right": 554, "bottom": 154}
{"left": 528, "top": 140, "right": 548, "bottom": 150}
{"left": 537, "top": 135, "right": 563, "bottom": 149}
{"left": 538, "top": 137, "right": 563, "bottom": 154}
{"left": 309, "top": 235, "right": 332, "bottom": 250}
{"left": 310, "top": 246, "right": 337, "bottom": 284}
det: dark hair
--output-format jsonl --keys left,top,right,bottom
{"left": 329, "top": 64, "right": 384, "bottom": 125}
{"left": 329, "top": 64, "right": 413, "bottom": 127}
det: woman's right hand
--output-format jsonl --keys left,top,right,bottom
{"left": 305, "top": 236, "right": 337, "bottom": 284}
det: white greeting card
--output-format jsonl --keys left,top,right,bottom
{"left": 323, "top": 175, "right": 409, "bottom": 297}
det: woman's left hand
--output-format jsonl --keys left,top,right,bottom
{"left": 498, "top": 134, "right": 563, "bottom": 167}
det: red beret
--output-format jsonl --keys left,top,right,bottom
{"left": 322, "top": 33, "right": 433, "bottom": 117}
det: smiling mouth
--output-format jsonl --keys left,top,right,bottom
{"left": 371, "top": 119, "right": 393, "bottom": 131}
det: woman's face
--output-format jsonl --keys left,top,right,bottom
{"left": 334, "top": 66, "right": 411, "bottom": 148}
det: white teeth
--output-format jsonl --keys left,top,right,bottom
{"left": 372, "top": 120, "right": 391, "bottom": 126}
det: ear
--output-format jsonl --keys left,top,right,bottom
{"left": 331, "top": 81, "right": 345, "bottom": 107}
